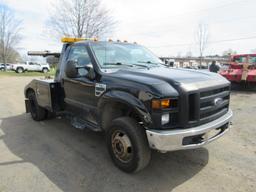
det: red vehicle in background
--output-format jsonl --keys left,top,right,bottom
{"left": 220, "top": 54, "right": 256, "bottom": 84}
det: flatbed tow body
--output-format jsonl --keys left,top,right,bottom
{"left": 25, "top": 79, "right": 63, "bottom": 113}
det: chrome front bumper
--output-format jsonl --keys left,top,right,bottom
{"left": 146, "top": 109, "right": 233, "bottom": 152}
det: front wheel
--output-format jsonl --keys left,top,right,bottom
{"left": 106, "top": 117, "right": 151, "bottom": 173}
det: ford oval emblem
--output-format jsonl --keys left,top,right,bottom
{"left": 213, "top": 98, "right": 223, "bottom": 106}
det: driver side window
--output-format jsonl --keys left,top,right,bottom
{"left": 68, "top": 45, "right": 92, "bottom": 76}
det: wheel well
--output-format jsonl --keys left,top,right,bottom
{"left": 16, "top": 67, "right": 24, "bottom": 72}
{"left": 26, "top": 88, "right": 35, "bottom": 98}
{"left": 100, "top": 101, "right": 143, "bottom": 130}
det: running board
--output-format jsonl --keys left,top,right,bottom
{"left": 70, "top": 116, "right": 101, "bottom": 132}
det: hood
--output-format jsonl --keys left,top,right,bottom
{"left": 111, "top": 66, "right": 230, "bottom": 91}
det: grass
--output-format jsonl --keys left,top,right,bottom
{"left": 0, "top": 69, "right": 56, "bottom": 77}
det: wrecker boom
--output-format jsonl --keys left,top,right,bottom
{"left": 27, "top": 51, "right": 60, "bottom": 57}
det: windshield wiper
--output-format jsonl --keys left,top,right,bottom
{"left": 103, "top": 62, "right": 150, "bottom": 69}
{"left": 103, "top": 62, "right": 133, "bottom": 67}
{"left": 137, "top": 61, "right": 163, "bottom": 65}
{"left": 131, "top": 63, "right": 150, "bottom": 69}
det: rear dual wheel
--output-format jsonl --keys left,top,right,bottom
{"left": 27, "top": 91, "right": 47, "bottom": 121}
{"left": 106, "top": 117, "right": 151, "bottom": 173}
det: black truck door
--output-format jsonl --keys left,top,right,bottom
{"left": 63, "top": 44, "right": 97, "bottom": 124}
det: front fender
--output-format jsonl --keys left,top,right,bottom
{"left": 98, "top": 90, "right": 152, "bottom": 124}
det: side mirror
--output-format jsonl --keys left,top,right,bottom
{"left": 85, "top": 65, "right": 96, "bottom": 80}
{"left": 65, "top": 60, "right": 78, "bottom": 78}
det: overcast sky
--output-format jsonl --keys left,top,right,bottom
{"left": 2, "top": 0, "right": 256, "bottom": 58}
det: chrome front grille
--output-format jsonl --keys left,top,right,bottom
{"left": 199, "top": 86, "right": 230, "bottom": 122}
{"left": 186, "top": 86, "right": 230, "bottom": 128}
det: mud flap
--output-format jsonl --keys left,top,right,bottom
{"left": 25, "top": 99, "right": 30, "bottom": 113}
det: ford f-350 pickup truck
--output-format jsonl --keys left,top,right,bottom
{"left": 24, "top": 37, "right": 232, "bottom": 173}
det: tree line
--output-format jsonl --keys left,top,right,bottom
{"left": 0, "top": 6, "right": 22, "bottom": 64}
{"left": 0, "top": 0, "right": 115, "bottom": 65}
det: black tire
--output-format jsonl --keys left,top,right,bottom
{"left": 42, "top": 68, "right": 49, "bottom": 73}
{"left": 27, "top": 91, "right": 47, "bottom": 121}
{"left": 16, "top": 67, "right": 24, "bottom": 73}
{"left": 106, "top": 117, "right": 151, "bottom": 173}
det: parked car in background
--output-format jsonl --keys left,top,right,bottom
{"left": 11, "top": 61, "right": 50, "bottom": 73}
{"left": 220, "top": 63, "right": 230, "bottom": 71}
{"left": 197, "top": 65, "right": 208, "bottom": 70}
{"left": 0, "top": 64, "right": 11, "bottom": 71}
{"left": 184, "top": 66, "right": 198, "bottom": 70}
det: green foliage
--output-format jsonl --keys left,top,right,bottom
{"left": 0, "top": 68, "right": 56, "bottom": 77}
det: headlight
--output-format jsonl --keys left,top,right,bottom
{"left": 161, "top": 113, "right": 170, "bottom": 125}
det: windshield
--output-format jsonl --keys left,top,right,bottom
{"left": 91, "top": 42, "right": 163, "bottom": 68}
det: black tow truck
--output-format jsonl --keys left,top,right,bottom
{"left": 24, "top": 37, "right": 233, "bottom": 173}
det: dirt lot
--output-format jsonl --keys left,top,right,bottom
{"left": 0, "top": 76, "right": 255, "bottom": 192}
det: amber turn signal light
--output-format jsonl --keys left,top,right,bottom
{"left": 152, "top": 99, "right": 170, "bottom": 109}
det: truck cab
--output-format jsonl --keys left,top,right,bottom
{"left": 24, "top": 37, "right": 232, "bottom": 173}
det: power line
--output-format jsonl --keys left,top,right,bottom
{"left": 154, "top": 14, "right": 256, "bottom": 34}
{"left": 210, "top": 36, "right": 256, "bottom": 44}
{"left": 146, "top": 0, "right": 253, "bottom": 22}
{"left": 149, "top": 35, "right": 256, "bottom": 48}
